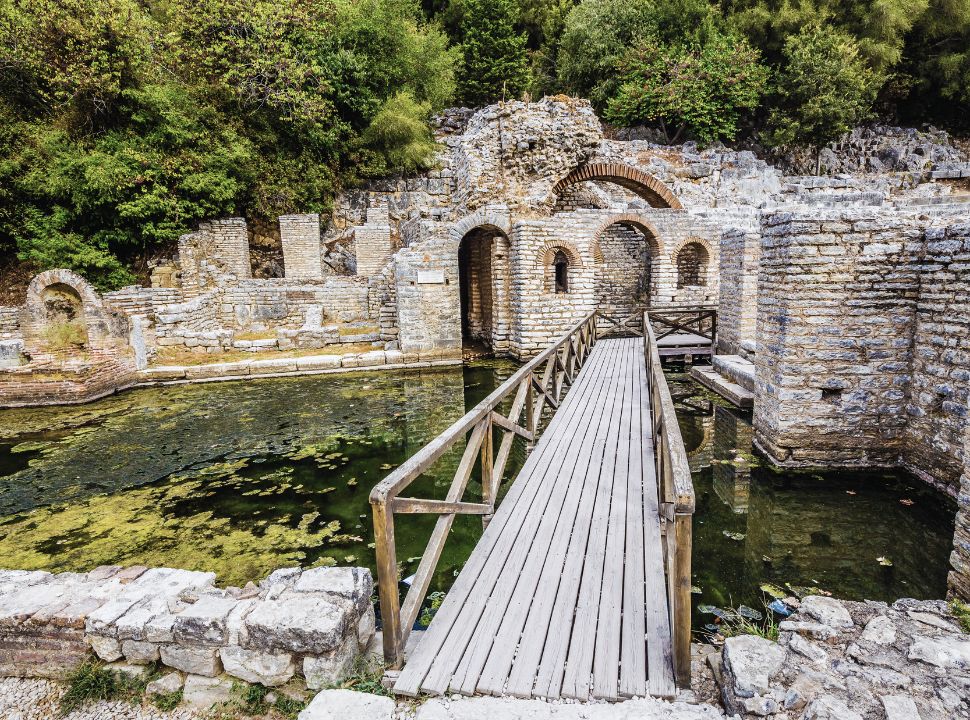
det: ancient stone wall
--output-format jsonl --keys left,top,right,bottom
{"left": 178, "top": 219, "right": 251, "bottom": 295}
{"left": 754, "top": 210, "right": 969, "bottom": 496}
{"left": 279, "top": 214, "right": 322, "bottom": 280}
{"left": 0, "top": 308, "right": 19, "bottom": 339}
{"left": 951, "top": 429, "right": 970, "bottom": 600}
{"left": 0, "top": 565, "right": 374, "bottom": 691}
{"left": 717, "top": 229, "right": 761, "bottom": 356}
{"left": 355, "top": 199, "right": 395, "bottom": 277}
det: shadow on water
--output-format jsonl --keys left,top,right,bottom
{"left": 0, "top": 360, "right": 526, "bottom": 594}
{"left": 666, "top": 372, "right": 957, "bottom": 632}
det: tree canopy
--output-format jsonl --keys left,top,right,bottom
{"left": 2, "top": 0, "right": 969, "bottom": 290}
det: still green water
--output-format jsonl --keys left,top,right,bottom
{"left": 0, "top": 363, "right": 956, "bottom": 622}
{"left": 668, "top": 373, "right": 957, "bottom": 626}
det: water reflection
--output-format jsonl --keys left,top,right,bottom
{"left": 667, "top": 373, "right": 957, "bottom": 624}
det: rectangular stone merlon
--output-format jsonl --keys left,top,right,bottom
{"left": 355, "top": 197, "right": 393, "bottom": 277}
{"left": 208, "top": 218, "right": 252, "bottom": 280}
{"left": 280, "top": 213, "right": 323, "bottom": 280}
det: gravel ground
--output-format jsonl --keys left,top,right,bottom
{"left": 0, "top": 677, "right": 205, "bottom": 720}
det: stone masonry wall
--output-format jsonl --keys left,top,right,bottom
{"left": 754, "top": 210, "right": 969, "bottom": 497}
{"left": 717, "top": 228, "right": 761, "bottom": 355}
{"left": 905, "top": 223, "right": 970, "bottom": 487}
{"left": 754, "top": 210, "right": 923, "bottom": 469}
{"left": 0, "top": 565, "right": 374, "bottom": 691}
{"left": 280, "top": 214, "right": 323, "bottom": 280}
{"left": 951, "top": 429, "right": 970, "bottom": 600}
{"left": 0, "top": 308, "right": 19, "bottom": 339}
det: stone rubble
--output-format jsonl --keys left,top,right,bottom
{"left": 716, "top": 597, "right": 970, "bottom": 719}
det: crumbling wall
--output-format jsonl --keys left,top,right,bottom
{"left": 0, "top": 307, "right": 19, "bottom": 339}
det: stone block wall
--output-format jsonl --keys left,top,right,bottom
{"left": 754, "top": 211, "right": 970, "bottom": 497}
{"left": 280, "top": 214, "right": 322, "bottom": 280}
{"left": 178, "top": 219, "right": 251, "bottom": 295}
{"left": 0, "top": 307, "right": 19, "bottom": 339}
{"left": 355, "top": 199, "right": 394, "bottom": 277}
{"left": 717, "top": 228, "right": 761, "bottom": 355}
{"left": 754, "top": 210, "right": 923, "bottom": 468}
{"left": 906, "top": 224, "right": 970, "bottom": 488}
{"left": 950, "top": 429, "right": 970, "bottom": 600}
{"left": 0, "top": 565, "right": 374, "bottom": 690}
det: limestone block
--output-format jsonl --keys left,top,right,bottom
{"left": 880, "top": 695, "right": 921, "bottom": 720}
{"left": 146, "top": 671, "right": 184, "bottom": 697}
{"left": 298, "top": 689, "right": 395, "bottom": 720}
{"left": 802, "top": 695, "right": 863, "bottom": 720}
{"left": 182, "top": 673, "right": 234, "bottom": 709}
{"left": 907, "top": 636, "right": 970, "bottom": 669}
{"left": 184, "top": 361, "right": 251, "bottom": 380}
{"left": 121, "top": 639, "right": 160, "bottom": 664}
{"left": 89, "top": 635, "right": 123, "bottom": 662}
{"left": 860, "top": 615, "right": 896, "bottom": 645}
{"left": 357, "top": 606, "right": 376, "bottom": 651}
{"left": 723, "top": 634, "right": 786, "bottom": 698}
{"left": 297, "top": 355, "right": 342, "bottom": 371}
{"left": 302, "top": 636, "right": 358, "bottom": 689}
{"left": 220, "top": 645, "right": 296, "bottom": 686}
{"left": 173, "top": 595, "right": 238, "bottom": 645}
{"left": 244, "top": 596, "right": 349, "bottom": 654}
{"left": 159, "top": 644, "right": 221, "bottom": 677}
{"left": 144, "top": 366, "right": 187, "bottom": 381}
{"left": 357, "top": 351, "right": 386, "bottom": 367}
{"left": 293, "top": 567, "right": 373, "bottom": 615}
{"left": 800, "top": 596, "right": 854, "bottom": 629}
{"left": 250, "top": 358, "right": 299, "bottom": 375}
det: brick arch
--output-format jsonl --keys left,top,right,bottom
{"left": 591, "top": 214, "right": 664, "bottom": 263}
{"left": 26, "top": 269, "right": 104, "bottom": 311}
{"left": 449, "top": 208, "right": 512, "bottom": 245}
{"left": 672, "top": 237, "right": 714, "bottom": 288}
{"left": 671, "top": 235, "right": 715, "bottom": 262}
{"left": 552, "top": 163, "right": 682, "bottom": 209}
{"left": 535, "top": 239, "right": 584, "bottom": 269}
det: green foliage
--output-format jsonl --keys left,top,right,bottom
{"left": 0, "top": 0, "right": 455, "bottom": 290}
{"left": 767, "top": 25, "right": 882, "bottom": 151}
{"left": 952, "top": 598, "right": 970, "bottom": 633}
{"left": 150, "top": 690, "right": 183, "bottom": 711}
{"left": 362, "top": 93, "right": 438, "bottom": 175}
{"left": 60, "top": 661, "right": 119, "bottom": 714}
{"left": 557, "top": 0, "right": 716, "bottom": 109}
{"left": 606, "top": 31, "right": 768, "bottom": 143}
{"left": 457, "top": 0, "right": 530, "bottom": 105}
{"left": 329, "top": 655, "right": 392, "bottom": 696}
{"left": 419, "top": 590, "right": 447, "bottom": 626}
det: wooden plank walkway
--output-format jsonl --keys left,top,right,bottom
{"left": 393, "top": 337, "right": 675, "bottom": 701}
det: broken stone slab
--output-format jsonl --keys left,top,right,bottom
{"left": 800, "top": 596, "right": 854, "bottom": 629}
{"left": 788, "top": 633, "right": 829, "bottom": 664}
{"left": 182, "top": 673, "right": 234, "bottom": 709}
{"left": 777, "top": 620, "right": 837, "bottom": 641}
{"left": 245, "top": 596, "right": 349, "bottom": 654}
{"left": 146, "top": 671, "right": 184, "bottom": 697}
{"left": 105, "top": 661, "right": 149, "bottom": 680}
{"left": 907, "top": 610, "right": 960, "bottom": 633}
{"left": 172, "top": 595, "right": 238, "bottom": 645}
{"left": 159, "top": 644, "right": 221, "bottom": 677}
{"left": 907, "top": 636, "right": 970, "bottom": 670}
{"left": 299, "top": 689, "right": 395, "bottom": 720}
{"left": 860, "top": 614, "right": 896, "bottom": 644}
{"left": 802, "top": 695, "right": 864, "bottom": 720}
{"left": 723, "top": 634, "right": 786, "bottom": 698}
{"left": 881, "top": 694, "right": 921, "bottom": 720}
{"left": 293, "top": 567, "right": 373, "bottom": 615}
{"left": 220, "top": 645, "right": 295, "bottom": 687}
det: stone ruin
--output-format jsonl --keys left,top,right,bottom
{"left": 0, "top": 95, "right": 969, "bottom": 598}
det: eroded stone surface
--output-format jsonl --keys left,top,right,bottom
{"left": 298, "top": 689, "right": 395, "bottom": 720}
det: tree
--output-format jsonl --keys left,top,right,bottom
{"left": 767, "top": 25, "right": 882, "bottom": 167}
{"left": 457, "top": 0, "right": 530, "bottom": 106}
{"left": 557, "top": 0, "right": 714, "bottom": 109}
{"left": 605, "top": 31, "right": 768, "bottom": 143}
{"left": 361, "top": 92, "right": 438, "bottom": 175}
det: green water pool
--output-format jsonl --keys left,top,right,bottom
{"left": 0, "top": 363, "right": 956, "bottom": 624}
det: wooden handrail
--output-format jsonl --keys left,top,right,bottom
{"left": 643, "top": 311, "right": 695, "bottom": 688}
{"left": 370, "top": 312, "right": 599, "bottom": 668}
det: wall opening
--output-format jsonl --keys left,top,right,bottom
{"left": 676, "top": 241, "right": 710, "bottom": 288}
{"left": 595, "top": 221, "right": 660, "bottom": 321}
{"left": 554, "top": 251, "right": 569, "bottom": 293}
{"left": 458, "top": 226, "right": 508, "bottom": 352}
{"left": 40, "top": 283, "right": 88, "bottom": 350}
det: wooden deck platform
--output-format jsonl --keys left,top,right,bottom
{"left": 393, "top": 337, "right": 675, "bottom": 701}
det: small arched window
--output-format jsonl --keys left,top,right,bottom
{"left": 676, "top": 242, "right": 709, "bottom": 288}
{"left": 554, "top": 250, "right": 569, "bottom": 293}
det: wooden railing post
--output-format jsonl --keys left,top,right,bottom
{"left": 673, "top": 512, "right": 693, "bottom": 687}
{"left": 481, "top": 415, "right": 495, "bottom": 529}
{"left": 372, "top": 500, "right": 403, "bottom": 668}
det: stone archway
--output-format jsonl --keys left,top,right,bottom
{"left": 593, "top": 216, "right": 664, "bottom": 320}
{"left": 22, "top": 269, "right": 116, "bottom": 354}
{"left": 457, "top": 225, "right": 511, "bottom": 353}
{"left": 552, "top": 163, "right": 682, "bottom": 209}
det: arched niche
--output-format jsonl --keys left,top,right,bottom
{"left": 551, "top": 163, "right": 682, "bottom": 209}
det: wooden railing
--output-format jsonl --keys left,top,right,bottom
{"left": 647, "top": 307, "right": 717, "bottom": 344}
{"left": 369, "top": 312, "right": 599, "bottom": 668}
{"left": 643, "top": 312, "right": 696, "bottom": 686}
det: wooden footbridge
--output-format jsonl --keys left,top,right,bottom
{"left": 370, "top": 311, "right": 696, "bottom": 701}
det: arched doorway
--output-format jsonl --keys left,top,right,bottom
{"left": 457, "top": 226, "right": 510, "bottom": 353}
{"left": 594, "top": 219, "right": 662, "bottom": 322}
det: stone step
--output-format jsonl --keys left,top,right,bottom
{"left": 690, "top": 366, "right": 753, "bottom": 408}
{"left": 711, "top": 354, "right": 756, "bottom": 392}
